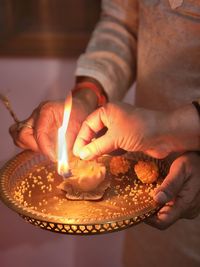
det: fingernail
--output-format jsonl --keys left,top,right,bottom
{"left": 154, "top": 191, "right": 168, "bottom": 204}
{"left": 79, "top": 148, "right": 90, "bottom": 160}
{"left": 73, "top": 146, "right": 79, "bottom": 157}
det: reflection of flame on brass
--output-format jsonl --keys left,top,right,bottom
{"left": 57, "top": 92, "right": 72, "bottom": 178}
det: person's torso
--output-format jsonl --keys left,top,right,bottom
{"left": 136, "top": 0, "right": 200, "bottom": 110}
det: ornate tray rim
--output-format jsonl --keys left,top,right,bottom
{"left": 0, "top": 150, "right": 167, "bottom": 235}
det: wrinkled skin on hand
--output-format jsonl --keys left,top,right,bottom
{"left": 9, "top": 97, "right": 93, "bottom": 162}
{"left": 73, "top": 102, "right": 174, "bottom": 160}
{"left": 148, "top": 152, "right": 200, "bottom": 229}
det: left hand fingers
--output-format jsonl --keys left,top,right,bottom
{"left": 145, "top": 200, "right": 180, "bottom": 230}
{"left": 153, "top": 157, "right": 188, "bottom": 205}
{"left": 146, "top": 192, "right": 200, "bottom": 229}
{"left": 147, "top": 154, "right": 200, "bottom": 229}
{"left": 9, "top": 120, "right": 39, "bottom": 152}
{"left": 154, "top": 155, "right": 200, "bottom": 206}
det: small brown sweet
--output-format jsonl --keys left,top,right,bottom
{"left": 109, "top": 156, "right": 130, "bottom": 176}
{"left": 134, "top": 160, "right": 159, "bottom": 184}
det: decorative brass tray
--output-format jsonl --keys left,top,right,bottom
{"left": 0, "top": 150, "right": 169, "bottom": 235}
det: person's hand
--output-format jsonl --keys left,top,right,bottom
{"left": 73, "top": 102, "right": 177, "bottom": 160}
{"left": 9, "top": 91, "right": 98, "bottom": 162}
{"left": 146, "top": 152, "right": 200, "bottom": 229}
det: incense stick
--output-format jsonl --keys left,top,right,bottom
{"left": 0, "top": 93, "right": 19, "bottom": 123}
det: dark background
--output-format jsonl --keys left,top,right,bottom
{"left": 0, "top": 0, "right": 101, "bottom": 57}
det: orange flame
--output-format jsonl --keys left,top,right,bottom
{"left": 57, "top": 92, "right": 72, "bottom": 177}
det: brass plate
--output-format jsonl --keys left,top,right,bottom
{"left": 0, "top": 150, "right": 169, "bottom": 235}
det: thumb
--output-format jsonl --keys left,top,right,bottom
{"left": 73, "top": 106, "right": 108, "bottom": 157}
{"left": 78, "top": 133, "right": 116, "bottom": 160}
{"left": 153, "top": 159, "right": 186, "bottom": 205}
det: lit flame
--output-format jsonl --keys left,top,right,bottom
{"left": 57, "top": 92, "right": 72, "bottom": 177}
